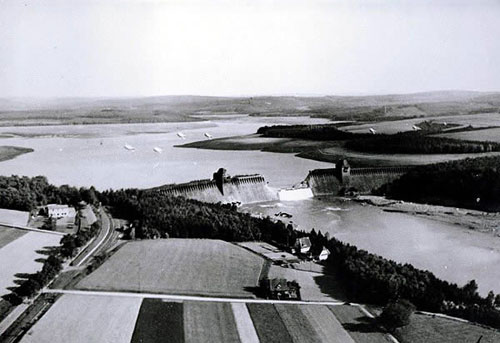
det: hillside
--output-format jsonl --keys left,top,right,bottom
{"left": 1, "top": 91, "right": 499, "bottom": 126}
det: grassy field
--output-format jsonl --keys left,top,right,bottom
{"left": 246, "top": 303, "right": 293, "bottom": 343}
{"left": 0, "top": 226, "right": 26, "bottom": 249}
{"left": 0, "top": 209, "right": 30, "bottom": 226}
{"left": 76, "top": 239, "right": 265, "bottom": 297}
{"left": 300, "top": 304, "right": 355, "bottom": 343}
{"left": 328, "top": 305, "right": 392, "bottom": 343}
{"left": 21, "top": 294, "right": 142, "bottom": 343}
{"left": 131, "top": 299, "right": 184, "bottom": 343}
{"left": 395, "top": 313, "right": 500, "bottom": 343}
{"left": 0, "top": 230, "right": 60, "bottom": 296}
{"left": 438, "top": 127, "right": 500, "bottom": 143}
{"left": 184, "top": 301, "right": 240, "bottom": 343}
{"left": 274, "top": 304, "right": 323, "bottom": 343}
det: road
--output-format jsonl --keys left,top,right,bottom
{"left": 70, "top": 209, "right": 114, "bottom": 267}
{"left": 0, "top": 210, "right": 116, "bottom": 342}
{"left": 0, "top": 223, "right": 65, "bottom": 236}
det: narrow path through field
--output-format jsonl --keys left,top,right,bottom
{"left": 231, "top": 303, "right": 260, "bottom": 343}
{"left": 43, "top": 289, "right": 346, "bottom": 305}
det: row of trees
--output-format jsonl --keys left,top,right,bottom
{"left": 346, "top": 132, "right": 500, "bottom": 154}
{"left": 9, "top": 252, "right": 63, "bottom": 303}
{"left": 379, "top": 156, "right": 500, "bottom": 212}
{"left": 307, "top": 229, "right": 500, "bottom": 329}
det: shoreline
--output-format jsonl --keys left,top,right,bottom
{"left": 353, "top": 195, "right": 500, "bottom": 237}
{"left": 0, "top": 146, "right": 34, "bottom": 163}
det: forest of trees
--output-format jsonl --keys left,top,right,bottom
{"left": 97, "top": 188, "right": 301, "bottom": 245}
{"left": 257, "top": 124, "right": 364, "bottom": 140}
{"left": 0, "top": 175, "right": 99, "bottom": 211}
{"left": 345, "top": 132, "right": 500, "bottom": 154}
{"left": 256, "top": 123, "right": 500, "bottom": 154}
{"left": 379, "top": 156, "right": 500, "bottom": 212}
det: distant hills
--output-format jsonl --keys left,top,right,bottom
{"left": 0, "top": 91, "right": 499, "bottom": 126}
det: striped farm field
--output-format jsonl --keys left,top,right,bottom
{"left": 0, "top": 229, "right": 60, "bottom": 295}
{"left": 183, "top": 301, "right": 241, "bottom": 343}
{"left": 17, "top": 294, "right": 394, "bottom": 343}
{"left": 131, "top": 299, "right": 184, "bottom": 343}
{"left": 21, "top": 294, "right": 142, "bottom": 343}
{"left": 76, "top": 239, "right": 265, "bottom": 297}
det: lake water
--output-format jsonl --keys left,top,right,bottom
{"left": 242, "top": 197, "right": 500, "bottom": 295}
{"left": 1, "top": 116, "right": 499, "bottom": 295}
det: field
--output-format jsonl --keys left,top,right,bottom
{"left": 20, "top": 294, "right": 142, "bottom": 343}
{"left": 267, "top": 264, "right": 346, "bottom": 302}
{"left": 438, "top": 127, "right": 500, "bottom": 143}
{"left": 328, "top": 305, "right": 392, "bottom": 343}
{"left": 0, "top": 208, "right": 30, "bottom": 226}
{"left": 0, "top": 226, "right": 26, "bottom": 249}
{"left": 395, "top": 313, "right": 500, "bottom": 343}
{"left": 76, "top": 239, "right": 265, "bottom": 297}
{"left": 0, "top": 229, "right": 60, "bottom": 295}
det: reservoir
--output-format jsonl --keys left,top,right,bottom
{"left": 0, "top": 116, "right": 499, "bottom": 295}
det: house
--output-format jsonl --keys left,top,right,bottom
{"left": 43, "top": 204, "right": 71, "bottom": 218}
{"left": 260, "top": 278, "right": 301, "bottom": 300}
{"left": 294, "top": 237, "right": 311, "bottom": 254}
{"left": 315, "top": 247, "right": 330, "bottom": 261}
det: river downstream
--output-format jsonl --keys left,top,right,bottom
{"left": 0, "top": 116, "right": 499, "bottom": 295}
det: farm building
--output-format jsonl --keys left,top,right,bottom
{"left": 315, "top": 247, "right": 330, "bottom": 261}
{"left": 260, "top": 278, "right": 301, "bottom": 300}
{"left": 294, "top": 237, "right": 311, "bottom": 254}
{"left": 42, "top": 204, "right": 72, "bottom": 218}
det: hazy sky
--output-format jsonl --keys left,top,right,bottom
{"left": 1, "top": 0, "right": 500, "bottom": 97}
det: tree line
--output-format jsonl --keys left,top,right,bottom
{"left": 256, "top": 123, "right": 500, "bottom": 154}
{"left": 379, "top": 156, "right": 500, "bottom": 212}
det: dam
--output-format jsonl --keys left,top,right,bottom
{"left": 148, "top": 168, "right": 278, "bottom": 204}
{"left": 306, "top": 160, "right": 413, "bottom": 196}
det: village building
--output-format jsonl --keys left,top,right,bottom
{"left": 294, "top": 237, "right": 312, "bottom": 254}
{"left": 260, "top": 278, "right": 301, "bottom": 300}
{"left": 315, "top": 247, "right": 330, "bottom": 261}
{"left": 42, "top": 204, "right": 72, "bottom": 218}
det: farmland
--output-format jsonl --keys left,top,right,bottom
{"left": 20, "top": 294, "right": 142, "bottom": 343}
{"left": 76, "top": 239, "right": 265, "bottom": 297}
{"left": 0, "top": 226, "right": 26, "bottom": 249}
{"left": 0, "top": 209, "right": 29, "bottom": 227}
{"left": 394, "top": 313, "right": 500, "bottom": 343}
{"left": 438, "top": 127, "right": 500, "bottom": 143}
{"left": 0, "top": 229, "right": 60, "bottom": 295}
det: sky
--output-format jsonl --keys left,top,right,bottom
{"left": 1, "top": 0, "right": 500, "bottom": 97}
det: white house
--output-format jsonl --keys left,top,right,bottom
{"left": 294, "top": 237, "right": 312, "bottom": 254}
{"left": 316, "top": 247, "right": 330, "bottom": 261}
{"left": 44, "top": 204, "right": 71, "bottom": 218}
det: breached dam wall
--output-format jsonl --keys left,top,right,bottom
{"left": 149, "top": 175, "right": 278, "bottom": 204}
{"left": 278, "top": 187, "right": 314, "bottom": 201}
{"left": 306, "top": 164, "right": 413, "bottom": 195}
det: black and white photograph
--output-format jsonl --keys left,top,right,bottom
{"left": 0, "top": 0, "right": 499, "bottom": 342}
